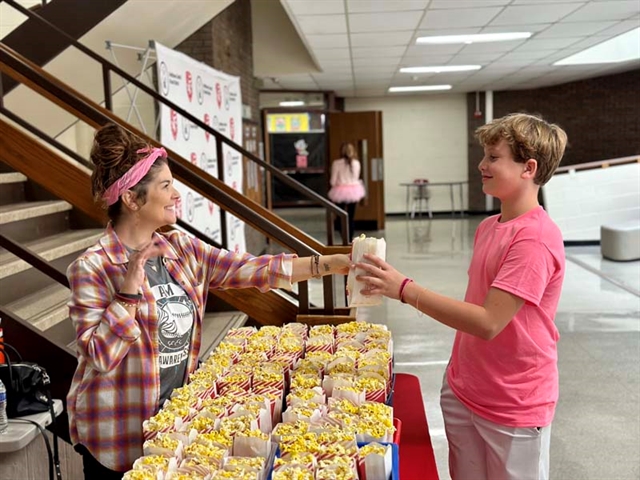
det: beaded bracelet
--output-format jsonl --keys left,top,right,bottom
{"left": 399, "top": 277, "right": 414, "bottom": 303}
{"left": 115, "top": 293, "right": 141, "bottom": 309}
{"left": 116, "top": 298, "right": 139, "bottom": 309}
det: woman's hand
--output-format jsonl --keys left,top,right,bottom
{"left": 120, "top": 241, "right": 166, "bottom": 294}
{"left": 328, "top": 253, "right": 352, "bottom": 275}
{"left": 355, "top": 254, "right": 407, "bottom": 300}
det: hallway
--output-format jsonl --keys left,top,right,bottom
{"left": 278, "top": 209, "right": 640, "bottom": 479}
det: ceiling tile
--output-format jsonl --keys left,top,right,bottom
{"left": 457, "top": 39, "right": 527, "bottom": 53}
{"left": 285, "top": 0, "right": 345, "bottom": 15}
{"left": 451, "top": 52, "right": 507, "bottom": 63}
{"left": 490, "top": 57, "right": 537, "bottom": 67}
{"left": 311, "top": 72, "right": 353, "bottom": 82}
{"left": 306, "top": 34, "right": 349, "bottom": 49}
{"left": 347, "top": 0, "right": 429, "bottom": 13}
{"left": 594, "top": 19, "right": 640, "bottom": 38}
{"left": 491, "top": 4, "right": 583, "bottom": 25}
{"left": 317, "top": 58, "right": 353, "bottom": 68}
{"left": 400, "top": 54, "right": 457, "bottom": 65}
{"left": 414, "top": 27, "right": 481, "bottom": 37}
{"left": 535, "top": 21, "right": 618, "bottom": 38}
{"left": 405, "top": 44, "right": 465, "bottom": 56}
{"left": 352, "top": 46, "right": 408, "bottom": 59}
{"left": 514, "top": 37, "right": 584, "bottom": 51}
{"left": 356, "top": 71, "right": 397, "bottom": 80}
{"left": 349, "top": 31, "right": 415, "bottom": 47}
{"left": 480, "top": 23, "right": 552, "bottom": 33}
{"left": 429, "top": 0, "right": 510, "bottom": 8}
{"left": 562, "top": 1, "right": 640, "bottom": 22}
{"left": 349, "top": 11, "right": 422, "bottom": 33}
{"left": 354, "top": 88, "right": 388, "bottom": 97}
{"left": 335, "top": 89, "right": 355, "bottom": 96}
{"left": 421, "top": 7, "right": 503, "bottom": 29}
{"left": 296, "top": 15, "right": 347, "bottom": 35}
{"left": 314, "top": 49, "right": 352, "bottom": 60}
{"left": 499, "top": 49, "right": 558, "bottom": 61}
{"left": 353, "top": 56, "right": 401, "bottom": 67}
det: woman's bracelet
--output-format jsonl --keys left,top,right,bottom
{"left": 115, "top": 292, "right": 141, "bottom": 309}
{"left": 309, "top": 254, "right": 321, "bottom": 278}
{"left": 117, "top": 291, "right": 142, "bottom": 300}
{"left": 399, "top": 277, "right": 414, "bottom": 303}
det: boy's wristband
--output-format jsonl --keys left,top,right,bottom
{"left": 399, "top": 278, "right": 414, "bottom": 303}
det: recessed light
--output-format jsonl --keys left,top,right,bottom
{"left": 388, "top": 85, "right": 452, "bottom": 93}
{"left": 400, "top": 65, "right": 482, "bottom": 73}
{"left": 279, "top": 101, "right": 305, "bottom": 107}
{"left": 554, "top": 27, "right": 640, "bottom": 65}
{"left": 416, "top": 32, "right": 531, "bottom": 45}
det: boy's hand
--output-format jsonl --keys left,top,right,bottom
{"left": 355, "top": 254, "right": 406, "bottom": 300}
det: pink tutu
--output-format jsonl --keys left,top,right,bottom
{"left": 328, "top": 182, "right": 366, "bottom": 203}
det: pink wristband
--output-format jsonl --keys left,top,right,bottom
{"left": 399, "top": 278, "right": 414, "bottom": 303}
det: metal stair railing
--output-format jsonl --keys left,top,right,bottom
{"left": 0, "top": 0, "right": 350, "bottom": 248}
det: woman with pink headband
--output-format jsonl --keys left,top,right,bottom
{"left": 66, "top": 124, "right": 351, "bottom": 478}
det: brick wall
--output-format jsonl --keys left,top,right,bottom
{"left": 175, "top": 0, "right": 265, "bottom": 253}
{"left": 466, "top": 69, "right": 640, "bottom": 211}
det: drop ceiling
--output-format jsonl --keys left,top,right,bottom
{"left": 262, "top": 0, "right": 640, "bottom": 96}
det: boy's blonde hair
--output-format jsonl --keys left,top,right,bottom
{"left": 475, "top": 113, "right": 568, "bottom": 186}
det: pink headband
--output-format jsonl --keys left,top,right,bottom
{"left": 102, "top": 147, "right": 167, "bottom": 206}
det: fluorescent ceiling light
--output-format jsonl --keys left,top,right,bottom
{"left": 389, "top": 85, "right": 452, "bottom": 93}
{"left": 279, "top": 101, "right": 305, "bottom": 107}
{"left": 400, "top": 65, "right": 481, "bottom": 73}
{"left": 554, "top": 28, "right": 640, "bottom": 65}
{"left": 417, "top": 32, "right": 531, "bottom": 45}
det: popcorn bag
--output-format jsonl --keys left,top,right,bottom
{"left": 357, "top": 443, "right": 393, "bottom": 480}
{"left": 142, "top": 432, "right": 185, "bottom": 459}
{"left": 347, "top": 235, "right": 386, "bottom": 307}
{"left": 232, "top": 430, "right": 272, "bottom": 458}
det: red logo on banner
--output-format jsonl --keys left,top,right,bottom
{"left": 204, "top": 113, "right": 211, "bottom": 142}
{"left": 190, "top": 152, "right": 197, "bottom": 165}
{"left": 232, "top": 181, "right": 237, "bottom": 191}
{"left": 208, "top": 201, "right": 214, "bottom": 215}
{"left": 215, "top": 83, "right": 222, "bottom": 109}
{"left": 229, "top": 117, "right": 235, "bottom": 141}
{"left": 186, "top": 71, "right": 193, "bottom": 102}
{"left": 170, "top": 110, "right": 178, "bottom": 140}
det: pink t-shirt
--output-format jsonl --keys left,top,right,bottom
{"left": 447, "top": 206, "right": 565, "bottom": 427}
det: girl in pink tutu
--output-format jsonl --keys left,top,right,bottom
{"left": 328, "top": 143, "right": 366, "bottom": 241}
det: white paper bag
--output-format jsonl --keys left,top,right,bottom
{"left": 347, "top": 235, "right": 386, "bottom": 307}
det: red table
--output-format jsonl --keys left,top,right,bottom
{"left": 392, "top": 373, "right": 440, "bottom": 479}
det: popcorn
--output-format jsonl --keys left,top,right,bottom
{"left": 143, "top": 432, "right": 183, "bottom": 458}
{"left": 272, "top": 466, "right": 314, "bottom": 480}
{"left": 182, "top": 442, "right": 226, "bottom": 461}
{"left": 123, "top": 470, "right": 158, "bottom": 480}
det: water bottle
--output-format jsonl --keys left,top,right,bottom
{"left": 0, "top": 378, "right": 8, "bottom": 433}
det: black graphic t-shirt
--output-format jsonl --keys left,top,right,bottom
{"left": 142, "top": 255, "right": 195, "bottom": 407}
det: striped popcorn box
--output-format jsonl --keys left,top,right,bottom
{"left": 357, "top": 443, "right": 393, "bottom": 480}
{"left": 332, "top": 385, "right": 366, "bottom": 407}
{"left": 143, "top": 411, "right": 184, "bottom": 441}
{"left": 143, "top": 432, "right": 185, "bottom": 460}
{"left": 286, "top": 387, "right": 326, "bottom": 407}
{"left": 229, "top": 403, "right": 271, "bottom": 434}
{"left": 216, "top": 372, "right": 252, "bottom": 393}
{"left": 226, "top": 326, "right": 258, "bottom": 338}
{"left": 232, "top": 430, "right": 271, "bottom": 458}
{"left": 282, "top": 404, "right": 326, "bottom": 424}
{"left": 273, "top": 452, "right": 316, "bottom": 472}
{"left": 251, "top": 385, "right": 284, "bottom": 425}
{"left": 185, "top": 414, "right": 219, "bottom": 435}
{"left": 322, "top": 374, "right": 355, "bottom": 398}
{"left": 132, "top": 455, "right": 179, "bottom": 477}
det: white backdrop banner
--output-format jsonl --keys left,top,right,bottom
{"left": 155, "top": 41, "right": 246, "bottom": 252}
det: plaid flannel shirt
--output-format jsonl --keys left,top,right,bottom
{"left": 66, "top": 225, "right": 294, "bottom": 471}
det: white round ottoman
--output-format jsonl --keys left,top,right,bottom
{"left": 601, "top": 221, "right": 640, "bottom": 261}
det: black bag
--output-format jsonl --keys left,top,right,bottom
{"left": 0, "top": 342, "right": 50, "bottom": 417}
{"left": 0, "top": 342, "right": 62, "bottom": 480}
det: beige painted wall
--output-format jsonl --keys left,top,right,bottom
{"left": 345, "top": 94, "right": 469, "bottom": 214}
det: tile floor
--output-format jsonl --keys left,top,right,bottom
{"left": 275, "top": 208, "right": 640, "bottom": 480}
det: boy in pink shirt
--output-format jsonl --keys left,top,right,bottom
{"left": 356, "top": 113, "right": 568, "bottom": 480}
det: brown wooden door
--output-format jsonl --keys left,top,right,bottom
{"left": 328, "top": 111, "right": 384, "bottom": 230}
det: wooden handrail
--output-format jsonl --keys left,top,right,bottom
{"left": 555, "top": 155, "right": 640, "bottom": 174}
{"left": 0, "top": 117, "right": 305, "bottom": 321}
{"left": 1, "top": 0, "right": 349, "bottom": 246}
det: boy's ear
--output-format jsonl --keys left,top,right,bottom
{"left": 523, "top": 159, "right": 537, "bottom": 179}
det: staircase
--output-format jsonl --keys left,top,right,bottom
{"left": 0, "top": 161, "right": 248, "bottom": 358}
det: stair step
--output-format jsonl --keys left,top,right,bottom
{"left": 0, "top": 172, "right": 27, "bottom": 184}
{"left": 0, "top": 228, "right": 103, "bottom": 279}
{"left": 0, "top": 200, "right": 72, "bottom": 225}
{"left": 65, "top": 311, "right": 248, "bottom": 358}
{"left": 200, "top": 311, "right": 248, "bottom": 359}
{"left": 6, "top": 283, "right": 71, "bottom": 331}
